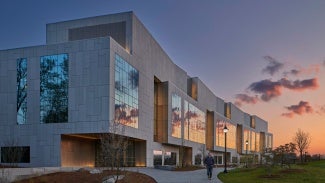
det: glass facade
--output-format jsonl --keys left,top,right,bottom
{"left": 266, "top": 134, "right": 273, "bottom": 149}
{"left": 17, "top": 58, "right": 27, "bottom": 124}
{"left": 164, "top": 151, "right": 177, "bottom": 165}
{"left": 216, "top": 119, "right": 236, "bottom": 149}
{"left": 243, "top": 128, "right": 250, "bottom": 151}
{"left": 171, "top": 93, "right": 182, "bottom": 138}
{"left": 114, "top": 54, "right": 139, "bottom": 128}
{"left": 184, "top": 100, "right": 206, "bottom": 144}
{"left": 251, "top": 131, "right": 256, "bottom": 151}
{"left": 256, "top": 132, "right": 260, "bottom": 152}
{"left": 40, "top": 54, "right": 69, "bottom": 123}
{"left": 153, "top": 150, "right": 163, "bottom": 165}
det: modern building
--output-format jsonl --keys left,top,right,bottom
{"left": 0, "top": 12, "right": 273, "bottom": 167}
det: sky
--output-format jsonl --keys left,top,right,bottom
{"left": 0, "top": 0, "right": 324, "bottom": 154}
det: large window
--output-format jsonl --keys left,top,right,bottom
{"left": 114, "top": 54, "right": 139, "bottom": 128}
{"left": 40, "top": 54, "right": 69, "bottom": 123}
{"left": 17, "top": 58, "right": 27, "bottom": 124}
{"left": 171, "top": 93, "right": 182, "bottom": 138}
{"left": 243, "top": 128, "right": 250, "bottom": 151}
{"left": 251, "top": 131, "right": 256, "bottom": 151}
{"left": 184, "top": 100, "right": 206, "bottom": 144}
{"left": 216, "top": 119, "right": 236, "bottom": 149}
{"left": 1, "top": 146, "right": 30, "bottom": 163}
{"left": 153, "top": 150, "right": 163, "bottom": 166}
{"left": 266, "top": 134, "right": 273, "bottom": 149}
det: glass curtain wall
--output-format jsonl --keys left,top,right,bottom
{"left": 184, "top": 100, "right": 205, "bottom": 144}
{"left": 216, "top": 119, "right": 236, "bottom": 149}
{"left": 114, "top": 54, "right": 139, "bottom": 128}
{"left": 171, "top": 94, "right": 181, "bottom": 138}
{"left": 17, "top": 58, "right": 27, "bottom": 124}
{"left": 40, "top": 54, "right": 69, "bottom": 123}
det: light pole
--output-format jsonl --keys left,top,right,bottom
{"left": 223, "top": 125, "right": 228, "bottom": 173}
{"left": 245, "top": 140, "right": 248, "bottom": 168}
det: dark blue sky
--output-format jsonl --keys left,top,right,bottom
{"left": 1, "top": 0, "right": 325, "bottom": 153}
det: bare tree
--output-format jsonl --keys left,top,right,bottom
{"left": 293, "top": 129, "right": 311, "bottom": 164}
{"left": 98, "top": 120, "right": 129, "bottom": 183}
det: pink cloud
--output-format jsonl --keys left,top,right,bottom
{"left": 234, "top": 94, "right": 259, "bottom": 106}
{"left": 281, "top": 101, "right": 313, "bottom": 118}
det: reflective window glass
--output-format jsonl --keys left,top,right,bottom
{"left": 171, "top": 93, "right": 181, "bottom": 138}
{"left": 17, "top": 58, "right": 27, "bottom": 124}
{"left": 184, "top": 100, "right": 206, "bottom": 144}
{"left": 40, "top": 54, "right": 69, "bottom": 123}
{"left": 216, "top": 119, "right": 236, "bottom": 149}
{"left": 114, "top": 54, "right": 139, "bottom": 128}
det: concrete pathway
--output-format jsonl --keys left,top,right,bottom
{"left": 2, "top": 167, "right": 225, "bottom": 183}
{"left": 128, "top": 167, "right": 224, "bottom": 183}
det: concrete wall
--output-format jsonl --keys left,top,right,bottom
{"left": 0, "top": 37, "right": 112, "bottom": 167}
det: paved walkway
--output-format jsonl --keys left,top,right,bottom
{"left": 2, "top": 167, "right": 225, "bottom": 183}
{"left": 129, "top": 167, "right": 224, "bottom": 183}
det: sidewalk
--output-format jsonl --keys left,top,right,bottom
{"left": 1, "top": 167, "right": 225, "bottom": 183}
{"left": 129, "top": 167, "right": 224, "bottom": 183}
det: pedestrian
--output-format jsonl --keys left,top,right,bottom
{"left": 204, "top": 152, "right": 215, "bottom": 180}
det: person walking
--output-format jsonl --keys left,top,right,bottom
{"left": 204, "top": 152, "right": 215, "bottom": 180}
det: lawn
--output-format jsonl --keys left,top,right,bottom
{"left": 218, "top": 160, "right": 325, "bottom": 183}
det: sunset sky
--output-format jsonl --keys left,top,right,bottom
{"left": 1, "top": 0, "right": 324, "bottom": 154}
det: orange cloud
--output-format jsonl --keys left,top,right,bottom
{"left": 282, "top": 101, "right": 313, "bottom": 118}
{"left": 280, "top": 78, "right": 319, "bottom": 91}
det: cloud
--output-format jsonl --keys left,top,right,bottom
{"left": 262, "top": 56, "right": 284, "bottom": 76}
{"left": 316, "top": 105, "right": 325, "bottom": 115}
{"left": 234, "top": 94, "right": 259, "bottom": 106}
{"left": 281, "top": 101, "right": 313, "bottom": 118}
{"left": 280, "top": 78, "right": 319, "bottom": 91}
{"left": 248, "top": 79, "right": 283, "bottom": 101}
{"left": 247, "top": 78, "right": 319, "bottom": 102}
{"left": 283, "top": 64, "right": 321, "bottom": 77}
{"left": 323, "top": 60, "right": 325, "bottom": 67}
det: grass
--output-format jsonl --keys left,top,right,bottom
{"left": 218, "top": 160, "right": 325, "bottom": 183}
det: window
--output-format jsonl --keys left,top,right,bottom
{"left": 40, "top": 54, "right": 69, "bottom": 123}
{"left": 216, "top": 119, "right": 236, "bottom": 149}
{"left": 164, "top": 152, "right": 176, "bottom": 165}
{"left": 1, "top": 146, "right": 30, "bottom": 163}
{"left": 224, "top": 103, "right": 231, "bottom": 119}
{"left": 153, "top": 150, "right": 162, "bottom": 166}
{"left": 184, "top": 100, "right": 206, "bottom": 144}
{"left": 171, "top": 93, "right": 182, "bottom": 138}
{"left": 114, "top": 54, "right": 139, "bottom": 128}
{"left": 250, "top": 116, "right": 256, "bottom": 128}
{"left": 17, "top": 58, "right": 27, "bottom": 124}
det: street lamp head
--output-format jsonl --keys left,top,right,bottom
{"left": 223, "top": 125, "right": 228, "bottom": 133}
{"left": 245, "top": 140, "right": 248, "bottom": 145}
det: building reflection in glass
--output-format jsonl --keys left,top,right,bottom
{"left": 114, "top": 54, "right": 139, "bottom": 128}
{"left": 171, "top": 93, "right": 181, "bottom": 138}
{"left": 216, "top": 119, "right": 236, "bottom": 149}
{"left": 184, "top": 100, "right": 206, "bottom": 144}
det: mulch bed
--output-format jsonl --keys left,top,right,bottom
{"left": 13, "top": 170, "right": 157, "bottom": 183}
